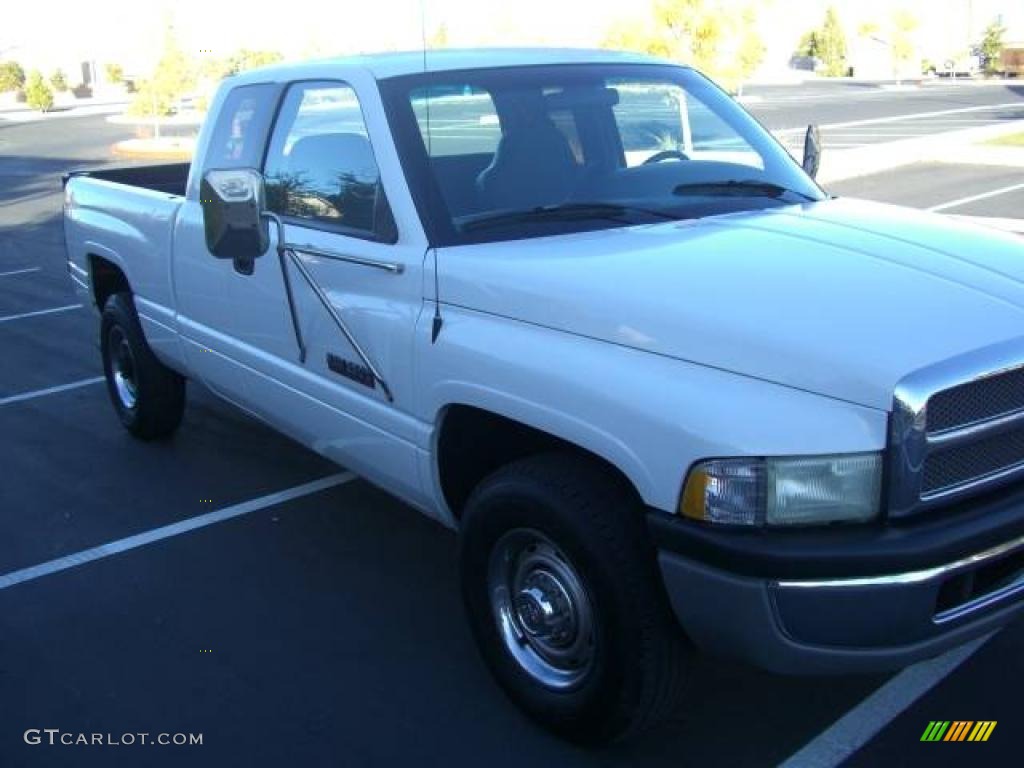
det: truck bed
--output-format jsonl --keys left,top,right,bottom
{"left": 63, "top": 162, "right": 190, "bottom": 197}
{"left": 64, "top": 163, "right": 191, "bottom": 334}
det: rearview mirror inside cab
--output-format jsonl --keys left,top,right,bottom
{"left": 200, "top": 168, "right": 270, "bottom": 273}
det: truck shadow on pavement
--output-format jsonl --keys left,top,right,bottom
{"left": 0, "top": 470, "right": 890, "bottom": 768}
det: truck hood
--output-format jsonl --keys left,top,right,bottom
{"left": 438, "top": 198, "right": 1024, "bottom": 411}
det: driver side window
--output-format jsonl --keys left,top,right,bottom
{"left": 263, "top": 82, "right": 396, "bottom": 241}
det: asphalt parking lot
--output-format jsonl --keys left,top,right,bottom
{"left": 2, "top": 110, "right": 1023, "bottom": 767}
{"left": 748, "top": 80, "right": 1024, "bottom": 153}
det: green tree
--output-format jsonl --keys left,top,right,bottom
{"left": 605, "top": 0, "right": 770, "bottom": 89}
{"left": 796, "top": 30, "right": 819, "bottom": 58}
{"left": 225, "top": 49, "right": 283, "bottom": 76}
{"left": 653, "top": 0, "right": 724, "bottom": 72}
{"left": 891, "top": 10, "right": 918, "bottom": 80}
{"left": 735, "top": 7, "right": 766, "bottom": 92}
{"left": 105, "top": 63, "right": 124, "bottom": 84}
{"left": 0, "top": 60, "right": 25, "bottom": 92}
{"left": 857, "top": 21, "right": 881, "bottom": 38}
{"left": 980, "top": 20, "right": 1007, "bottom": 74}
{"left": 50, "top": 69, "right": 68, "bottom": 92}
{"left": 24, "top": 71, "right": 54, "bottom": 112}
{"left": 817, "top": 6, "right": 847, "bottom": 77}
{"left": 199, "top": 49, "right": 284, "bottom": 81}
{"left": 602, "top": 18, "right": 674, "bottom": 59}
{"left": 128, "top": 26, "right": 196, "bottom": 119}
{"left": 428, "top": 23, "right": 450, "bottom": 49}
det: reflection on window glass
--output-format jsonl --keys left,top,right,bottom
{"left": 264, "top": 83, "right": 386, "bottom": 235}
{"left": 411, "top": 86, "right": 502, "bottom": 157}
{"left": 610, "top": 80, "right": 761, "bottom": 169}
{"left": 394, "top": 64, "right": 818, "bottom": 245}
{"left": 412, "top": 84, "right": 587, "bottom": 215}
{"left": 611, "top": 81, "right": 687, "bottom": 167}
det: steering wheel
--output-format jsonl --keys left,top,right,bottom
{"left": 643, "top": 149, "right": 690, "bottom": 165}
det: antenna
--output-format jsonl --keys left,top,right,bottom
{"left": 419, "top": 0, "right": 433, "bottom": 155}
{"left": 419, "top": 0, "right": 428, "bottom": 72}
{"left": 420, "top": 0, "right": 442, "bottom": 343}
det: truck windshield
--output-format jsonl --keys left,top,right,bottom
{"left": 382, "top": 63, "right": 825, "bottom": 246}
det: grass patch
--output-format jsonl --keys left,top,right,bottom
{"left": 986, "top": 132, "right": 1024, "bottom": 147}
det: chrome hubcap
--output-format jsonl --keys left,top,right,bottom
{"left": 108, "top": 327, "right": 138, "bottom": 410}
{"left": 488, "top": 529, "right": 596, "bottom": 690}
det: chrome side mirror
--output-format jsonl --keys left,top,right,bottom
{"left": 199, "top": 168, "right": 269, "bottom": 273}
{"left": 802, "top": 125, "right": 822, "bottom": 180}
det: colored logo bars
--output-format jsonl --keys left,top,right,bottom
{"left": 920, "top": 721, "right": 996, "bottom": 742}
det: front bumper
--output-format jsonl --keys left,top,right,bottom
{"left": 648, "top": 483, "right": 1024, "bottom": 674}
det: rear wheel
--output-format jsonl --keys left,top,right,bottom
{"left": 460, "top": 453, "right": 689, "bottom": 744}
{"left": 100, "top": 292, "right": 185, "bottom": 440}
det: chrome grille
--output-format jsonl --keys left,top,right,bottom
{"left": 927, "top": 366, "right": 1024, "bottom": 433}
{"left": 923, "top": 426, "right": 1024, "bottom": 496}
{"left": 889, "top": 338, "right": 1024, "bottom": 517}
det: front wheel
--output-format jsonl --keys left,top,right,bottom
{"left": 459, "top": 453, "right": 689, "bottom": 744}
{"left": 100, "top": 292, "right": 185, "bottom": 440}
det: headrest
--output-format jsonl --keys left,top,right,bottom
{"left": 287, "top": 133, "right": 377, "bottom": 183}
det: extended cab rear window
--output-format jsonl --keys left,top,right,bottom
{"left": 203, "top": 83, "right": 280, "bottom": 172}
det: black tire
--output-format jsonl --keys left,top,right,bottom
{"left": 459, "top": 453, "right": 689, "bottom": 745}
{"left": 100, "top": 292, "right": 185, "bottom": 440}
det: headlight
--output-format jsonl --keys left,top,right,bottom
{"left": 680, "top": 453, "right": 883, "bottom": 526}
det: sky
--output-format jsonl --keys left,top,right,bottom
{"left": 2, "top": 0, "right": 1021, "bottom": 79}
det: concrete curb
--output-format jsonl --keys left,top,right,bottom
{"left": 815, "top": 120, "right": 1024, "bottom": 184}
{"left": 112, "top": 138, "right": 195, "bottom": 161}
{"left": 107, "top": 112, "right": 204, "bottom": 127}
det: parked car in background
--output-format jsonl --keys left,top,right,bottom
{"left": 940, "top": 53, "right": 981, "bottom": 77}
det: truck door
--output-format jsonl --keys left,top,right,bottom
{"left": 173, "top": 82, "right": 281, "bottom": 405}
{"left": 188, "top": 78, "right": 430, "bottom": 508}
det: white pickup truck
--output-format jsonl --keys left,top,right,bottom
{"left": 64, "top": 49, "right": 1024, "bottom": 743}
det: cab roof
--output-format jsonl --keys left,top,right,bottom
{"left": 229, "top": 47, "right": 676, "bottom": 85}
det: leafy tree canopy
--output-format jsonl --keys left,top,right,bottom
{"left": 24, "top": 70, "right": 54, "bottom": 112}
{"left": 0, "top": 60, "right": 26, "bottom": 92}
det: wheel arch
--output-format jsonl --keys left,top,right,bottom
{"left": 433, "top": 400, "right": 654, "bottom": 522}
{"left": 87, "top": 252, "right": 131, "bottom": 311}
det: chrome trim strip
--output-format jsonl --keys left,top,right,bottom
{"left": 888, "top": 336, "right": 1024, "bottom": 518}
{"left": 67, "top": 261, "right": 89, "bottom": 277}
{"left": 284, "top": 249, "right": 394, "bottom": 402}
{"left": 775, "top": 533, "right": 1024, "bottom": 589}
{"left": 927, "top": 407, "right": 1024, "bottom": 449}
{"left": 261, "top": 213, "right": 393, "bottom": 401}
{"left": 289, "top": 244, "right": 404, "bottom": 274}
{"left": 70, "top": 274, "right": 89, "bottom": 291}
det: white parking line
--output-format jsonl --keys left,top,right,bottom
{"left": 0, "top": 376, "right": 106, "bottom": 407}
{"left": 0, "top": 303, "right": 82, "bottom": 323}
{"left": 0, "top": 472, "right": 356, "bottom": 591}
{"left": 827, "top": 131, "right": 932, "bottom": 136}
{"left": 775, "top": 102, "right": 1024, "bottom": 134}
{"left": 778, "top": 635, "right": 991, "bottom": 768}
{"left": 928, "top": 182, "right": 1024, "bottom": 212}
{"left": 0, "top": 267, "right": 40, "bottom": 278}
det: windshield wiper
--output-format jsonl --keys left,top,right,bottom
{"left": 459, "top": 202, "right": 678, "bottom": 233}
{"left": 672, "top": 180, "right": 817, "bottom": 202}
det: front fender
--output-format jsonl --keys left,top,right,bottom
{"left": 420, "top": 306, "right": 889, "bottom": 514}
